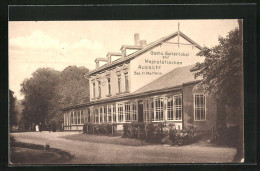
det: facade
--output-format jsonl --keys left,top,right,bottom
{"left": 62, "top": 30, "right": 217, "bottom": 132}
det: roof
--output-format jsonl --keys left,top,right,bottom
{"left": 88, "top": 31, "right": 203, "bottom": 76}
{"left": 134, "top": 65, "right": 201, "bottom": 94}
{"left": 61, "top": 65, "right": 201, "bottom": 111}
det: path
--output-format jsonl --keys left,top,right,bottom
{"left": 11, "top": 132, "right": 237, "bottom": 164}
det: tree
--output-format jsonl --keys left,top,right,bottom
{"left": 20, "top": 68, "right": 60, "bottom": 125}
{"left": 195, "top": 27, "right": 242, "bottom": 106}
{"left": 9, "top": 89, "right": 17, "bottom": 127}
{"left": 195, "top": 22, "right": 243, "bottom": 161}
{"left": 20, "top": 66, "right": 90, "bottom": 128}
{"left": 49, "top": 66, "right": 90, "bottom": 124}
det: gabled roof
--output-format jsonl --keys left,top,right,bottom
{"left": 134, "top": 64, "right": 201, "bottom": 94}
{"left": 88, "top": 31, "right": 203, "bottom": 76}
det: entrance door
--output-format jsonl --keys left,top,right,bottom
{"left": 138, "top": 101, "right": 143, "bottom": 122}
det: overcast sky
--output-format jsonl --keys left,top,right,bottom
{"left": 9, "top": 19, "right": 239, "bottom": 100}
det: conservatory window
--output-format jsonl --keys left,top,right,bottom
{"left": 118, "top": 103, "right": 124, "bottom": 123}
{"left": 95, "top": 108, "right": 99, "bottom": 124}
{"left": 104, "top": 106, "right": 107, "bottom": 123}
{"left": 154, "top": 97, "right": 164, "bottom": 121}
{"left": 144, "top": 99, "right": 150, "bottom": 121}
{"left": 125, "top": 102, "right": 131, "bottom": 122}
{"left": 108, "top": 105, "right": 112, "bottom": 122}
{"left": 132, "top": 102, "right": 137, "bottom": 121}
{"left": 112, "top": 104, "right": 116, "bottom": 123}
{"left": 99, "top": 107, "right": 103, "bottom": 123}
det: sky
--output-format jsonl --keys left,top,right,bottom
{"left": 9, "top": 20, "right": 239, "bottom": 100}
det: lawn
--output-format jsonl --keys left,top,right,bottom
{"left": 62, "top": 133, "right": 151, "bottom": 146}
{"left": 10, "top": 136, "right": 73, "bottom": 165}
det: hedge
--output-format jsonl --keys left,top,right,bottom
{"left": 83, "top": 123, "right": 117, "bottom": 136}
{"left": 122, "top": 122, "right": 196, "bottom": 145}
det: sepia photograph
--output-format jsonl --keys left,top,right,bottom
{"left": 9, "top": 19, "right": 244, "bottom": 165}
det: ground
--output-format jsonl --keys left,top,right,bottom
{"left": 10, "top": 131, "right": 237, "bottom": 164}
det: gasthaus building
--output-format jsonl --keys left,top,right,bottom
{"left": 62, "top": 30, "right": 219, "bottom": 132}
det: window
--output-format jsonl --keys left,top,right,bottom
{"left": 194, "top": 94, "right": 206, "bottom": 121}
{"left": 167, "top": 95, "right": 182, "bottom": 121}
{"left": 99, "top": 107, "right": 103, "bottom": 123}
{"left": 93, "top": 82, "right": 96, "bottom": 98}
{"left": 151, "top": 100, "right": 154, "bottom": 121}
{"left": 154, "top": 97, "right": 164, "bottom": 121}
{"left": 77, "top": 111, "right": 80, "bottom": 124}
{"left": 167, "top": 97, "right": 173, "bottom": 120}
{"left": 107, "top": 78, "right": 111, "bottom": 95}
{"left": 125, "top": 73, "right": 129, "bottom": 91}
{"left": 71, "top": 111, "right": 74, "bottom": 124}
{"left": 112, "top": 104, "right": 116, "bottom": 123}
{"left": 174, "top": 95, "right": 182, "bottom": 120}
{"left": 88, "top": 108, "right": 90, "bottom": 122}
{"left": 118, "top": 104, "right": 124, "bottom": 122}
{"left": 144, "top": 100, "right": 150, "bottom": 121}
{"left": 125, "top": 102, "right": 131, "bottom": 122}
{"left": 80, "top": 110, "right": 84, "bottom": 124}
{"left": 98, "top": 81, "right": 101, "bottom": 98}
{"left": 118, "top": 75, "right": 121, "bottom": 93}
{"left": 104, "top": 106, "right": 107, "bottom": 123}
{"left": 132, "top": 102, "right": 137, "bottom": 121}
{"left": 84, "top": 109, "right": 88, "bottom": 123}
{"left": 95, "top": 108, "right": 99, "bottom": 123}
{"left": 108, "top": 105, "right": 112, "bottom": 122}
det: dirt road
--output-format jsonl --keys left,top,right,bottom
{"left": 11, "top": 132, "right": 236, "bottom": 164}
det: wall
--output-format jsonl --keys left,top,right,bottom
{"left": 130, "top": 36, "right": 204, "bottom": 93}
{"left": 89, "top": 64, "right": 130, "bottom": 101}
{"left": 182, "top": 83, "right": 217, "bottom": 131}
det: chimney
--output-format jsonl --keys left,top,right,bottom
{"left": 140, "top": 40, "right": 147, "bottom": 47}
{"left": 107, "top": 54, "right": 111, "bottom": 63}
{"left": 134, "top": 33, "right": 140, "bottom": 46}
{"left": 95, "top": 59, "right": 99, "bottom": 68}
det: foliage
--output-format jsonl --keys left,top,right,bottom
{"left": 195, "top": 28, "right": 242, "bottom": 106}
{"left": 20, "top": 66, "right": 90, "bottom": 126}
{"left": 122, "top": 122, "right": 196, "bottom": 145}
{"left": 9, "top": 89, "right": 17, "bottom": 126}
{"left": 212, "top": 126, "right": 240, "bottom": 147}
{"left": 20, "top": 68, "right": 60, "bottom": 124}
{"left": 83, "top": 123, "right": 117, "bottom": 135}
{"left": 167, "top": 127, "right": 195, "bottom": 146}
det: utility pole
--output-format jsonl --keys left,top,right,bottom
{"left": 178, "top": 22, "right": 180, "bottom": 47}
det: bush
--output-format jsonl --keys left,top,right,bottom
{"left": 145, "top": 122, "right": 164, "bottom": 143}
{"left": 83, "top": 123, "right": 117, "bottom": 136}
{"left": 122, "top": 122, "right": 196, "bottom": 145}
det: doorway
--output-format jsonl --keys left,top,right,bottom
{"left": 138, "top": 101, "right": 143, "bottom": 122}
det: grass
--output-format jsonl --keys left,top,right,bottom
{"left": 62, "top": 133, "right": 151, "bottom": 146}
{"left": 10, "top": 136, "right": 73, "bottom": 165}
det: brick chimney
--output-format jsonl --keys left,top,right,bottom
{"left": 134, "top": 33, "right": 140, "bottom": 46}
{"left": 140, "top": 40, "right": 147, "bottom": 47}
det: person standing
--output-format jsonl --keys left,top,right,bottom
{"left": 35, "top": 123, "right": 39, "bottom": 132}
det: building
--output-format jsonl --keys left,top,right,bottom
{"left": 62, "top": 29, "right": 218, "bottom": 132}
